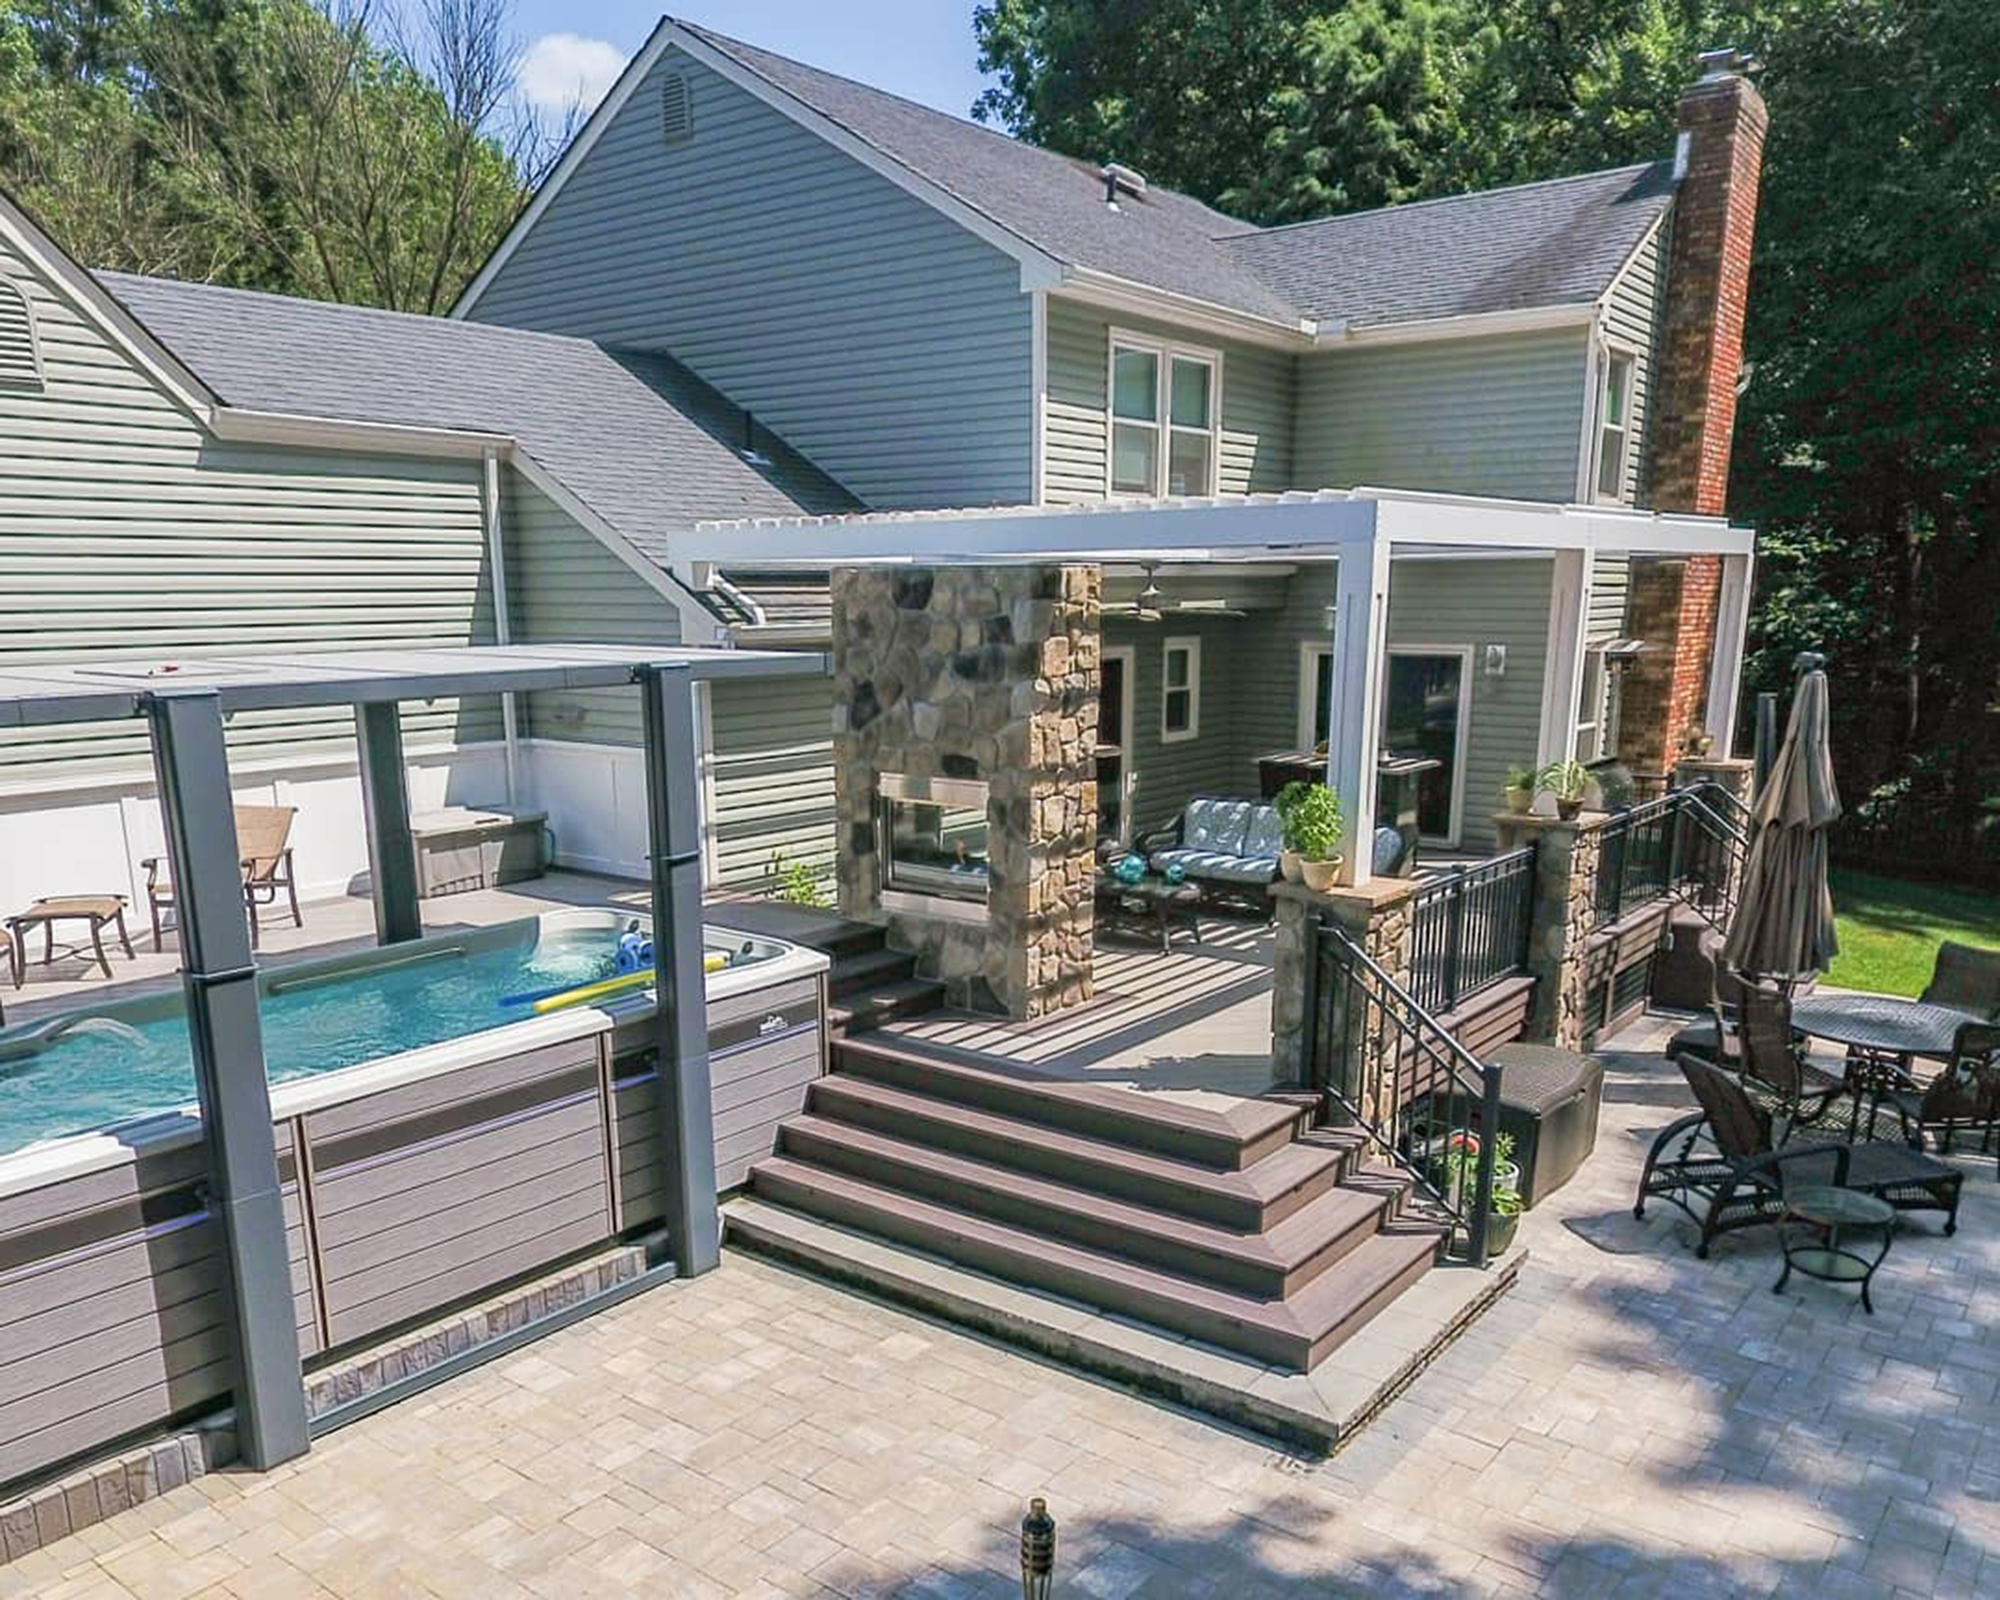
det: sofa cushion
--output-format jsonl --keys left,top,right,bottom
{"left": 1241, "top": 805, "right": 1285, "bottom": 862}
{"left": 1147, "top": 848, "right": 1274, "bottom": 886}
{"left": 1183, "top": 799, "right": 1250, "bottom": 855}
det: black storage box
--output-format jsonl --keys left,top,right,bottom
{"left": 1488, "top": 1043, "right": 1604, "bottom": 1209}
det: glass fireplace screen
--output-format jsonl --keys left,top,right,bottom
{"left": 878, "top": 775, "right": 989, "bottom": 905}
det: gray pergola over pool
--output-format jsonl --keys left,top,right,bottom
{"left": 0, "top": 643, "right": 827, "bottom": 1474}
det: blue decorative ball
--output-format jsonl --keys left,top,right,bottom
{"left": 1116, "top": 853, "right": 1145, "bottom": 884}
{"left": 1163, "top": 862, "right": 1187, "bottom": 886}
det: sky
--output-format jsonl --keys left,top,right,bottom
{"left": 507, "top": 1, "right": 999, "bottom": 124}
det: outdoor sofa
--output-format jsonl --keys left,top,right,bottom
{"left": 1142, "top": 798, "right": 1284, "bottom": 915}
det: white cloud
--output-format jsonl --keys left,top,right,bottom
{"left": 518, "top": 32, "right": 628, "bottom": 115}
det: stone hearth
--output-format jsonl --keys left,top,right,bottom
{"left": 832, "top": 564, "right": 1100, "bottom": 1018}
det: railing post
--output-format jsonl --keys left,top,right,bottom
{"left": 1469, "top": 1062, "right": 1503, "bottom": 1266}
{"left": 1443, "top": 883, "right": 1465, "bottom": 1014}
{"left": 1300, "top": 911, "right": 1323, "bottom": 1097}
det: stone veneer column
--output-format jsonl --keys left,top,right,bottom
{"left": 1494, "top": 812, "right": 1606, "bottom": 1050}
{"left": 831, "top": 564, "right": 1099, "bottom": 1019}
{"left": 1270, "top": 879, "right": 1415, "bottom": 1133}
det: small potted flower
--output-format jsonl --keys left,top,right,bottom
{"left": 1289, "top": 783, "right": 1345, "bottom": 892}
{"left": 1536, "top": 758, "right": 1592, "bottom": 821}
{"left": 1273, "top": 781, "right": 1310, "bottom": 883}
{"left": 1439, "top": 1130, "right": 1523, "bottom": 1254}
{"left": 1502, "top": 764, "right": 1536, "bottom": 815}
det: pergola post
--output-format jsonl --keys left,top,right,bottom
{"left": 1704, "top": 550, "right": 1755, "bottom": 758}
{"left": 144, "top": 689, "right": 309, "bottom": 1471}
{"left": 1535, "top": 548, "right": 1597, "bottom": 766}
{"left": 355, "top": 700, "right": 421, "bottom": 944}
{"left": 637, "top": 662, "right": 720, "bottom": 1275}
{"left": 1324, "top": 536, "right": 1390, "bottom": 888}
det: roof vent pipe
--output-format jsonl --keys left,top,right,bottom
{"left": 1100, "top": 162, "right": 1147, "bottom": 208}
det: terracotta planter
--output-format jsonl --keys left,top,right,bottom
{"left": 1279, "top": 849, "right": 1305, "bottom": 883}
{"left": 1300, "top": 856, "right": 1343, "bottom": 893}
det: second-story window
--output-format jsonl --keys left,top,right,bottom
{"left": 1594, "top": 349, "right": 1636, "bottom": 501}
{"left": 1109, "top": 332, "right": 1220, "bottom": 497}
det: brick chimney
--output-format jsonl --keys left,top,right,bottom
{"left": 1622, "top": 49, "right": 1768, "bottom": 779}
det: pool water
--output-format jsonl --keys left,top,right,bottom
{"left": 0, "top": 926, "right": 633, "bottom": 1156}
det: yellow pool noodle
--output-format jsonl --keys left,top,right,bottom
{"left": 530, "top": 951, "right": 729, "bottom": 1015}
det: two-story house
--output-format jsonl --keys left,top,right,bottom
{"left": 455, "top": 19, "right": 1767, "bottom": 875}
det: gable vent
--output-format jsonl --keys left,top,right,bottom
{"left": 0, "top": 275, "right": 43, "bottom": 391}
{"left": 660, "top": 71, "right": 693, "bottom": 146}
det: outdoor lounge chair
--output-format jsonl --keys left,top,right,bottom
{"left": 1870, "top": 1021, "right": 2000, "bottom": 1174}
{"left": 1635, "top": 1056, "right": 1962, "bottom": 1257}
{"left": 1921, "top": 941, "right": 2000, "bottom": 1022}
{"left": 143, "top": 803, "right": 303, "bottom": 951}
{"left": 1141, "top": 797, "right": 1283, "bottom": 915}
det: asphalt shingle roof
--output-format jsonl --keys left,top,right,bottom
{"left": 1219, "top": 163, "right": 1678, "bottom": 328}
{"left": 684, "top": 20, "right": 1677, "bottom": 332}
{"left": 101, "top": 273, "right": 859, "bottom": 566}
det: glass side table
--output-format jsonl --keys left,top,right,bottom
{"left": 1776, "top": 1185, "right": 1896, "bottom": 1314}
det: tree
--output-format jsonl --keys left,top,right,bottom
{"left": 0, "top": 0, "right": 563, "bottom": 310}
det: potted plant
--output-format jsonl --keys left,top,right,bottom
{"left": 1503, "top": 764, "right": 1536, "bottom": 815}
{"left": 1439, "top": 1131, "right": 1523, "bottom": 1254}
{"left": 1536, "top": 758, "right": 1592, "bottom": 821}
{"left": 1273, "top": 780, "right": 1310, "bottom": 883}
{"left": 1288, "top": 783, "right": 1345, "bottom": 892}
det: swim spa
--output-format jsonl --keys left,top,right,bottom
{"left": 0, "top": 908, "right": 829, "bottom": 1492}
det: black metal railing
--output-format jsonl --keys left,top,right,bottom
{"left": 1408, "top": 846, "right": 1536, "bottom": 1014}
{"left": 1593, "top": 782, "right": 1747, "bottom": 931}
{"left": 1304, "top": 918, "right": 1504, "bottom": 1265}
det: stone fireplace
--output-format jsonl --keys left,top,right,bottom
{"left": 832, "top": 564, "right": 1100, "bottom": 1018}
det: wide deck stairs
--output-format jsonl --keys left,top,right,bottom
{"left": 725, "top": 914, "right": 1449, "bottom": 1372}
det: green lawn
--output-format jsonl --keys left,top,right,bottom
{"left": 1827, "top": 867, "right": 2000, "bottom": 997}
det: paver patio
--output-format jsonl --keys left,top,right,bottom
{"left": 9, "top": 1012, "right": 1997, "bottom": 1599}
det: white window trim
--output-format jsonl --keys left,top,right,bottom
{"left": 1106, "top": 328, "right": 1223, "bottom": 499}
{"left": 1574, "top": 644, "right": 1607, "bottom": 765}
{"left": 1383, "top": 644, "right": 1474, "bottom": 848}
{"left": 1099, "top": 643, "right": 1137, "bottom": 843}
{"left": 1590, "top": 342, "right": 1640, "bottom": 505}
{"left": 1297, "top": 641, "right": 1335, "bottom": 751}
{"left": 1160, "top": 635, "right": 1201, "bottom": 744}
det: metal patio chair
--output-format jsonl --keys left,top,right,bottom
{"left": 143, "top": 803, "right": 303, "bottom": 951}
{"left": 1870, "top": 1021, "right": 2000, "bottom": 1175}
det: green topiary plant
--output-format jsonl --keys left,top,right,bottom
{"left": 768, "top": 850, "right": 830, "bottom": 909}
{"left": 1273, "top": 780, "right": 1313, "bottom": 850}
{"left": 1288, "top": 783, "right": 1344, "bottom": 861}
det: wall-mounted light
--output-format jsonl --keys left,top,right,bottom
{"left": 1483, "top": 644, "right": 1507, "bottom": 678}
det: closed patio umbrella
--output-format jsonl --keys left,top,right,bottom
{"left": 1722, "top": 660, "right": 1841, "bottom": 984}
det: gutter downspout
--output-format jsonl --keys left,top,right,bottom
{"left": 482, "top": 450, "right": 523, "bottom": 804}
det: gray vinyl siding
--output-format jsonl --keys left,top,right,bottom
{"left": 0, "top": 239, "right": 502, "bottom": 785}
{"left": 465, "top": 47, "right": 1032, "bottom": 510}
{"left": 501, "top": 470, "right": 678, "bottom": 746}
{"left": 1105, "top": 616, "right": 1252, "bottom": 834}
{"left": 1597, "top": 214, "right": 1669, "bottom": 505}
{"left": 1293, "top": 328, "right": 1590, "bottom": 500}
{"left": 1160, "top": 557, "right": 1552, "bottom": 854}
{"left": 1043, "top": 299, "right": 1295, "bottom": 503}
{"left": 705, "top": 674, "right": 835, "bottom": 888}
{"left": 1589, "top": 555, "right": 1632, "bottom": 640}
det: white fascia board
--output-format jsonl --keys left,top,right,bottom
{"left": 1056, "top": 272, "right": 1315, "bottom": 350}
{"left": 455, "top": 20, "right": 1065, "bottom": 317}
{"left": 0, "top": 195, "right": 218, "bottom": 422}
{"left": 209, "top": 407, "right": 513, "bottom": 460}
{"left": 1315, "top": 302, "right": 1596, "bottom": 349}
{"left": 1366, "top": 489, "right": 1753, "bottom": 557}
{"left": 678, "top": 499, "right": 1380, "bottom": 567}
{"left": 508, "top": 453, "right": 726, "bottom": 644}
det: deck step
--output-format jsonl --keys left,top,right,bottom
{"left": 804, "top": 1073, "right": 1354, "bottom": 1230}
{"left": 746, "top": 1159, "right": 1443, "bottom": 1370}
{"left": 776, "top": 1114, "right": 1395, "bottom": 1297}
{"left": 831, "top": 1035, "right": 1304, "bottom": 1171}
{"left": 827, "top": 977, "right": 948, "bottom": 1034}
{"left": 827, "top": 946, "right": 918, "bottom": 997}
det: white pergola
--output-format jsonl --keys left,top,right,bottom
{"left": 678, "top": 488, "right": 1755, "bottom": 888}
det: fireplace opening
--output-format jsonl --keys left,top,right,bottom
{"left": 878, "top": 773, "right": 989, "bottom": 919}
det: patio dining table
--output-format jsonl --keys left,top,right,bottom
{"left": 1788, "top": 993, "right": 1980, "bottom": 1063}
